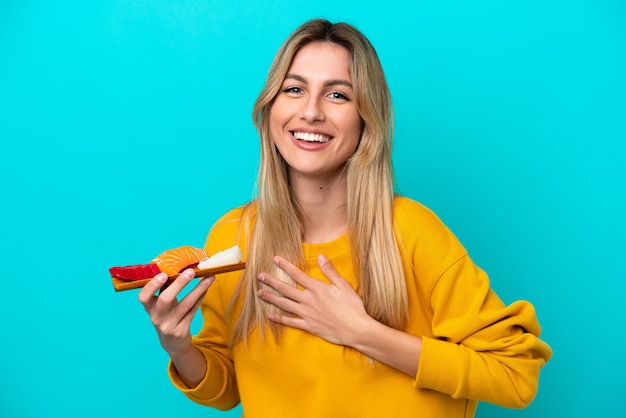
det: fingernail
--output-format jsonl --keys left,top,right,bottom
{"left": 318, "top": 254, "right": 328, "bottom": 264}
{"left": 156, "top": 273, "right": 168, "bottom": 283}
{"left": 258, "top": 273, "right": 266, "bottom": 282}
{"left": 182, "top": 269, "right": 195, "bottom": 278}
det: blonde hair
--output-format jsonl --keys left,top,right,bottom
{"left": 230, "top": 19, "right": 408, "bottom": 344}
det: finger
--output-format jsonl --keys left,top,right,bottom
{"left": 258, "top": 272, "right": 304, "bottom": 302}
{"left": 257, "top": 287, "right": 303, "bottom": 316}
{"left": 138, "top": 273, "right": 168, "bottom": 308}
{"left": 273, "top": 256, "right": 316, "bottom": 289}
{"left": 157, "top": 279, "right": 173, "bottom": 294}
{"left": 176, "top": 276, "right": 214, "bottom": 327}
{"left": 156, "top": 268, "right": 196, "bottom": 304}
{"left": 267, "top": 311, "right": 307, "bottom": 330}
{"left": 174, "top": 276, "right": 214, "bottom": 319}
{"left": 317, "top": 254, "right": 347, "bottom": 287}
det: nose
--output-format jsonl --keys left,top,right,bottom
{"left": 300, "top": 95, "right": 325, "bottom": 123}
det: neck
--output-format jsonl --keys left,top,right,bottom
{"left": 290, "top": 169, "right": 349, "bottom": 244}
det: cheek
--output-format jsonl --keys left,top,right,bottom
{"left": 268, "top": 104, "right": 286, "bottom": 138}
{"left": 268, "top": 118, "right": 279, "bottom": 149}
{"left": 268, "top": 108, "right": 288, "bottom": 157}
{"left": 344, "top": 112, "right": 363, "bottom": 146}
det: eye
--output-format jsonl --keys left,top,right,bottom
{"left": 328, "top": 91, "right": 351, "bottom": 101}
{"left": 282, "top": 86, "right": 303, "bottom": 95}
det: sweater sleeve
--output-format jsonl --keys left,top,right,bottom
{"left": 167, "top": 276, "right": 240, "bottom": 410}
{"left": 414, "top": 254, "right": 553, "bottom": 408}
{"left": 167, "top": 209, "right": 245, "bottom": 410}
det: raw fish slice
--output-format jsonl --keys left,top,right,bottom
{"left": 152, "top": 245, "right": 208, "bottom": 276}
{"left": 109, "top": 263, "right": 161, "bottom": 280}
{"left": 198, "top": 245, "right": 243, "bottom": 269}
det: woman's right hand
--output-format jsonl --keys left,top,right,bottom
{"left": 138, "top": 268, "right": 215, "bottom": 357}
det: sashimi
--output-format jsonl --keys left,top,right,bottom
{"left": 109, "top": 263, "right": 161, "bottom": 281}
{"left": 152, "top": 245, "right": 208, "bottom": 276}
{"left": 198, "top": 245, "right": 242, "bottom": 269}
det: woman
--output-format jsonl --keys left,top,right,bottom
{"left": 139, "top": 19, "right": 552, "bottom": 417}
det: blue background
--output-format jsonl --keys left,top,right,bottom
{"left": 1, "top": 1, "right": 624, "bottom": 417}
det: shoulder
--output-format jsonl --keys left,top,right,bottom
{"left": 393, "top": 195, "right": 452, "bottom": 237}
{"left": 393, "top": 195, "right": 438, "bottom": 222}
{"left": 393, "top": 195, "right": 467, "bottom": 267}
{"left": 212, "top": 204, "right": 249, "bottom": 226}
{"left": 204, "top": 202, "right": 256, "bottom": 255}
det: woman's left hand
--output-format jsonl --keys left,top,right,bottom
{"left": 257, "top": 254, "right": 370, "bottom": 346}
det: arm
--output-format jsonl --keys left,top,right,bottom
{"left": 138, "top": 269, "right": 213, "bottom": 387}
{"left": 138, "top": 269, "right": 239, "bottom": 410}
{"left": 258, "top": 253, "right": 552, "bottom": 408}
{"left": 258, "top": 254, "right": 423, "bottom": 376}
{"left": 348, "top": 313, "right": 423, "bottom": 376}
{"left": 415, "top": 255, "right": 553, "bottom": 408}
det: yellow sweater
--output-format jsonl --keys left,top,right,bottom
{"left": 169, "top": 196, "right": 552, "bottom": 417}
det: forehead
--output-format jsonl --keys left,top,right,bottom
{"left": 287, "top": 41, "right": 352, "bottom": 81}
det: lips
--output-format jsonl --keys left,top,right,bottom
{"left": 292, "top": 131, "right": 332, "bottom": 143}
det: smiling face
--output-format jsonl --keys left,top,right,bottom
{"left": 269, "top": 41, "right": 362, "bottom": 184}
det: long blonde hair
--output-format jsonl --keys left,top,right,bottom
{"left": 230, "top": 19, "right": 408, "bottom": 344}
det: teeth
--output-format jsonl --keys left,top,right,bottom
{"left": 293, "top": 131, "right": 330, "bottom": 143}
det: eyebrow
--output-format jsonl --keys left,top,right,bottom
{"left": 284, "top": 73, "right": 353, "bottom": 89}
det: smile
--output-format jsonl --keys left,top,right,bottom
{"left": 292, "top": 131, "right": 331, "bottom": 143}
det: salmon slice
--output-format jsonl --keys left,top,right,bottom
{"left": 152, "top": 245, "right": 208, "bottom": 276}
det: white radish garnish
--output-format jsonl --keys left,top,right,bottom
{"left": 198, "top": 245, "right": 243, "bottom": 269}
